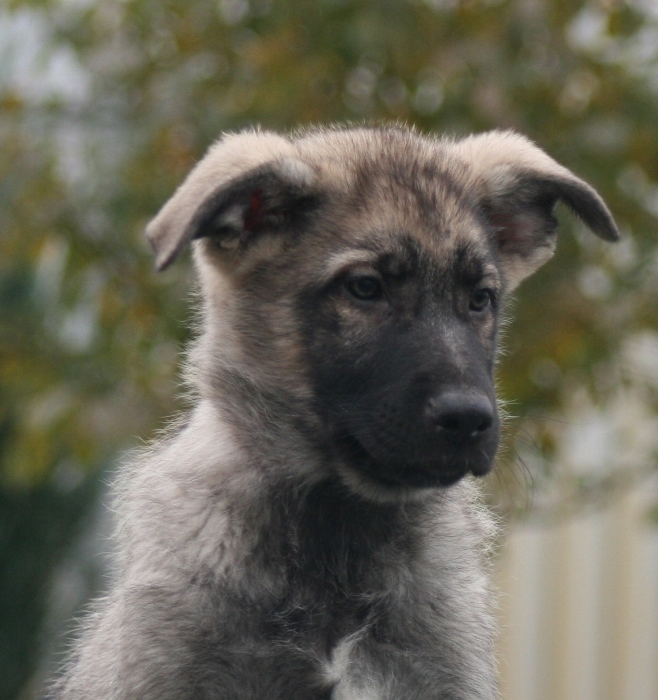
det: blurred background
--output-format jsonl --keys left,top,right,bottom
{"left": 1, "top": 0, "right": 658, "bottom": 698}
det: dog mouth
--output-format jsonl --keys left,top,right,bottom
{"left": 334, "top": 433, "right": 492, "bottom": 489}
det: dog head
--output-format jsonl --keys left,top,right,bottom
{"left": 146, "top": 126, "right": 617, "bottom": 500}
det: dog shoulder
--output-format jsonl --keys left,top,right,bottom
{"left": 112, "top": 401, "right": 252, "bottom": 583}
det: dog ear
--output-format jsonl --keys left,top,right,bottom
{"left": 455, "top": 131, "right": 619, "bottom": 290}
{"left": 146, "top": 131, "right": 317, "bottom": 270}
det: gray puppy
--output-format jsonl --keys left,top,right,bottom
{"left": 52, "top": 126, "right": 618, "bottom": 699}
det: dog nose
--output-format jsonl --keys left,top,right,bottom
{"left": 425, "top": 391, "right": 494, "bottom": 438}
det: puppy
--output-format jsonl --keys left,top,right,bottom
{"left": 52, "top": 126, "right": 618, "bottom": 699}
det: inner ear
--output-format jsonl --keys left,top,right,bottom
{"left": 487, "top": 203, "right": 558, "bottom": 261}
{"left": 196, "top": 186, "right": 269, "bottom": 251}
{"left": 481, "top": 185, "right": 560, "bottom": 287}
{"left": 480, "top": 171, "right": 618, "bottom": 290}
{"left": 190, "top": 169, "right": 316, "bottom": 251}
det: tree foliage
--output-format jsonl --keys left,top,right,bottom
{"left": 2, "top": 0, "right": 658, "bottom": 696}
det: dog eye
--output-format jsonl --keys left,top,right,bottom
{"left": 346, "top": 276, "right": 383, "bottom": 301}
{"left": 469, "top": 287, "right": 495, "bottom": 312}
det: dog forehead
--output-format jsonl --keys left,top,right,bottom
{"left": 337, "top": 186, "right": 492, "bottom": 273}
{"left": 294, "top": 126, "right": 458, "bottom": 189}
{"left": 295, "top": 127, "right": 486, "bottom": 232}
{"left": 290, "top": 133, "right": 495, "bottom": 283}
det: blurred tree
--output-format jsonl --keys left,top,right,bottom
{"left": 2, "top": 0, "right": 658, "bottom": 696}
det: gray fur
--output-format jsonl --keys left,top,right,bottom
{"left": 51, "top": 125, "right": 617, "bottom": 699}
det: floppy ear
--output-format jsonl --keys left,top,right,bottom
{"left": 455, "top": 131, "right": 619, "bottom": 290}
{"left": 146, "top": 131, "right": 318, "bottom": 270}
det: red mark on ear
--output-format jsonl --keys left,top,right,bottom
{"left": 243, "top": 189, "right": 264, "bottom": 233}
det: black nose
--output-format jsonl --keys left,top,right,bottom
{"left": 425, "top": 391, "right": 494, "bottom": 438}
